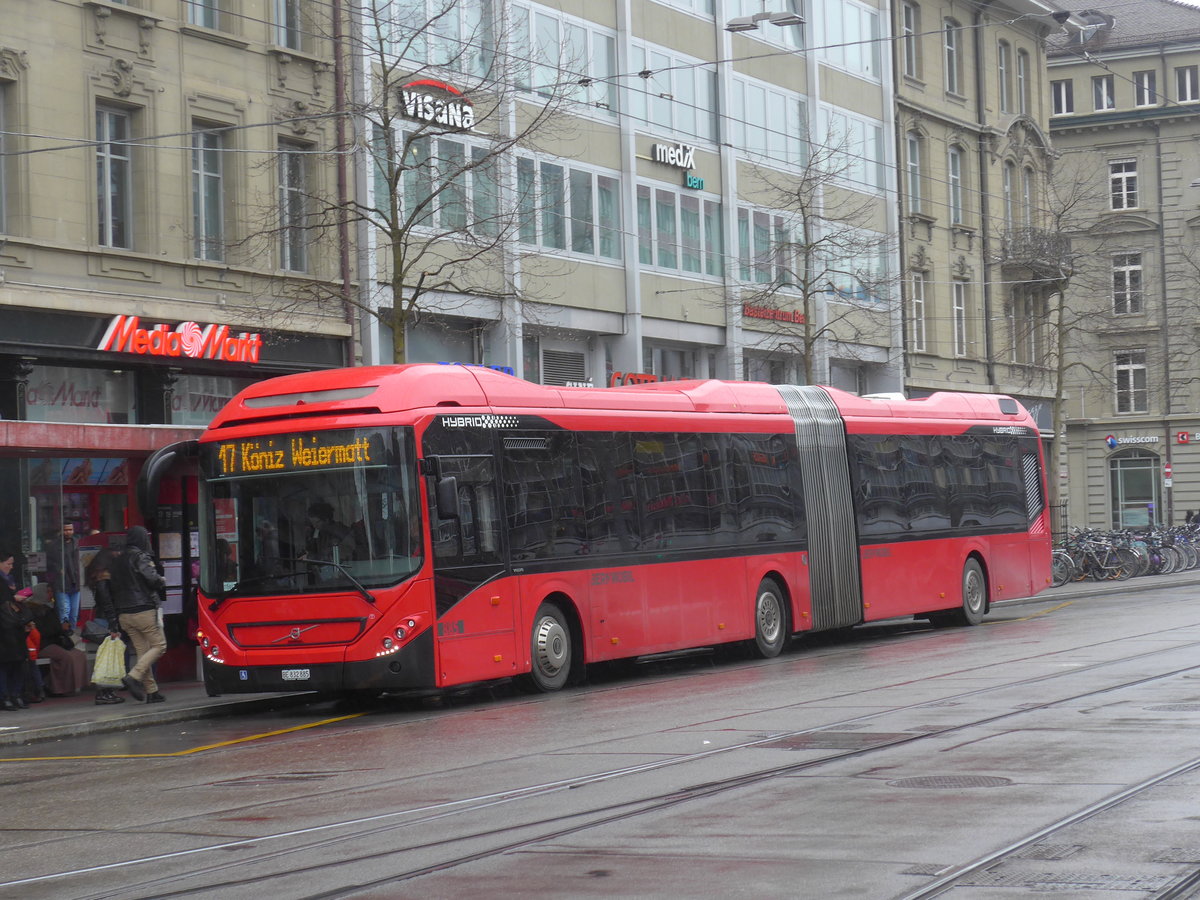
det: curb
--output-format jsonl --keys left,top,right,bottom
{"left": 995, "top": 569, "right": 1200, "bottom": 609}
{"left": 0, "top": 691, "right": 319, "bottom": 749}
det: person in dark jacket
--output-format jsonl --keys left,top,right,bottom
{"left": 46, "top": 522, "right": 82, "bottom": 633}
{"left": 0, "top": 550, "right": 33, "bottom": 711}
{"left": 105, "top": 527, "right": 167, "bottom": 703}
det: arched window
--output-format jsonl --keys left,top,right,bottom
{"left": 1109, "top": 448, "right": 1160, "bottom": 528}
{"left": 1022, "top": 167, "right": 1035, "bottom": 227}
{"left": 1003, "top": 161, "right": 1016, "bottom": 227}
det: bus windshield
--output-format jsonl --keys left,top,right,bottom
{"left": 197, "top": 426, "right": 422, "bottom": 598}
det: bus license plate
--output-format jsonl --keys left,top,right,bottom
{"left": 281, "top": 668, "right": 311, "bottom": 681}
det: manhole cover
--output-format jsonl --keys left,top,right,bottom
{"left": 761, "top": 732, "right": 911, "bottom": 751}
{"left": 1155, "top": 848, "right": 1200, "bottom": 863}
{"left": 960, "top": 870, "right": 1172, "bottom": 891}
{"left": 1145, "top": 703, "right": 1200, "bottom": 712}
{"left": 888, "top": 775, "right": 1013, "bottom": 789}
{"left": 1014, "top": 843, "right": 1085, "bottom": 860}
{"left": 902, "top": 863, "right": 950, "bottom": 876}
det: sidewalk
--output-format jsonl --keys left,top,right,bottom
{"left": 4, "top": 568, "right": 1200, "bottom": 749}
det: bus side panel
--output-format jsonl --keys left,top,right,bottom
{"left": 434, "top": 574, "right": 519, "bottom": 686}
{"left": 859, "top": 540, "right": 946, "bottom": 621}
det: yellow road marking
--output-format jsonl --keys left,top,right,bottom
{"left": 0, "top": 712, "right": 366, "bottom": 762}
{"left": 985, "top": 600, "right": 1075, "bottom": 624}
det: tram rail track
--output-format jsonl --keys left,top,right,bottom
{"left": 8, "top": 608, "right": 1200, "bottom": 900}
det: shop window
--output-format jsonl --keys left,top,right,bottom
{"left": 25, "top": 366, "right": 134, "bottom": 425}
{"left": 1109, "top": 449, "right": 1159, "bottom": 528}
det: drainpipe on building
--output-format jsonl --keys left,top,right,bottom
{"left": 973, "top": 4, "right": 997, "bottom": 391}
{"left": 332, "top": 0, "right": 359, "bottom": 366}
{"left": 1154, "top": 119, "right": 1173, "bottom": 522}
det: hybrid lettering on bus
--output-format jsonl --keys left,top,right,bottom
{"left": 140, "top": 364, "right": 1051, "bottom": 697}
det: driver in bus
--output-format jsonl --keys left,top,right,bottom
{"left": 300, "top": 501, "right": 355, "bottom": 581}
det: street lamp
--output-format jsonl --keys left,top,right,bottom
{"left": 725, "top": 10, "right": 805, "bottom": 32}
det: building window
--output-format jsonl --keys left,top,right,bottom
{"left": 997, "top": 40, "right": 1011, "bottom": 113}
{"left": 1134, "top": 70, "right": 1157, "bottom": 107}
{"left": 731, "top": 78, "right": 807, "bottom": 166}
{"left": 1112, "top": 253, "right": 1143, "bottom": 315}
{"left": 1092, "top": 75, "right": 1115, "bottom": 111}
{"left": 637, "top": 184, "right": 721, "bottom": 276}
{"left": 905, "top": 132, "right": 922, "bottom": 214}
{"left": 737, "top": 208, "right": 801, "bottom": 285}
{"left": 518, "top": 158, "right": 620, "bottom": 260}
{"left": 401, "top": 132, "right": 502, "bottom": 238}
{"left": 944, "top": 20, "right": 962, "bottom": 94}
{"left": 1051, "top": 79, "right": 1073, "bottom": 115}
{"left": 192, "top": 125, "right": 225, "bottom": 261}
{"left": 1022, "top": 167, "right": 1034, "bottom": 227}
{"left": 185, "top": 0, "right": 221, "bottom": 29}
{"left": 1010, "top": 287, "right": 1042, "bottom": 364}
{"left": 818, "top": 0, "right": 880, "bottom": 80}
{"left": 824, "top": 107, "right": 885, "bottom": 191}
{"left": 1110, "top": 159, "right": 1137, "bottom": 210}
{"left": 274, "top": 0, "right": 302, "bottom": 50}
{"left": 1177, "top": 65, "right": 1199, "bottom": 102}
{"left": 632, "top": 44, "right": 716, "bottom": 140}
{"left": 388, "top": 0, "right": 494, "bottom": 78}
{"left": 278, "top": 141, "right": 308, "bottom": 272}
{"left": 518, "top": 5, "right": 615, "bottom": 112}
{"left": 947, "top": 145, "right": 964, "bottom": 225}
{"left": 909, "top": 271, "right": 926, "bottom": 351}
{"left": 96, "top": 106, "right": 132, "bottom": 249}
{"left": 1002, "top": 162, "right": 1015, "bottom": 227}
{"left": 901, "top": 2, "right": 920, "bottom": 78}
{"left": 1115, "top": 350, "right": 1148, "bottom": 414}
{"left": 952, "top": 280, "right": 968, "bottom": 357}
{"left": 1016, "top": 49, "right": 1030, "bottom": 114}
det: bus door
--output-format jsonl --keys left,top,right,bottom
{"left": 425, "top": 452, "right": 517, "bottom": 685}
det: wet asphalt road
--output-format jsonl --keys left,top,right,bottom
{"left": 5, "top": 583, "right": 1200, "bottom": 899}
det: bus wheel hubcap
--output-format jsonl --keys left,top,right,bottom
{"left": 534, "top": 617, "right": 567, "bottom": 675}
{"left": 758, "top": 594, "right": 781, "bottom": 642}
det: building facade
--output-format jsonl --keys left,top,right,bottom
{"left": 0, "top": 1, "right": 349, "bottom": 637}
{"left": 892, "top": 0, "right": 1062, "bottom": 426}
{"left": 1048, "top": 0, "right": 1200, "bottom": 529}
{"left": 353, "top": 0, "right": 904, "bottom": 395}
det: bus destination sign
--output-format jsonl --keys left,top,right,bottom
{"left": 213, "top": 433, "right": 374, "bottom": 477}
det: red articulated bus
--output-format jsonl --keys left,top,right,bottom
{"left": 142, "top": 364, "right": 1052, "bottom": 697}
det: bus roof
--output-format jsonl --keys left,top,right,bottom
{"left": 206, "top": 364, "right": 1031, "bottom": 432}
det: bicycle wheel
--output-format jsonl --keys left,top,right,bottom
{"left": 1112, "top": 548, "right": 1137, "bottom": 581}
{"left": 1051, "top": 551, "right": 1074, "bottom": 587}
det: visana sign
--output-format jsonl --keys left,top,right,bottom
{"left": 399, "top": 79, "right": 475, "bottom": 130}
{"left": 98, "top": 316, "right": 263, "bottom": 364}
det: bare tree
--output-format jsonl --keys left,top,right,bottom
{"left": 249, "top": 1, "right": 589, "bottom": 363}
{"left": 723, "top": 137, "right": 899, "bottom": 387}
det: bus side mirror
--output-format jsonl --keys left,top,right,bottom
{"left": 436, "top": 476, "right": 460, "bottom": 519}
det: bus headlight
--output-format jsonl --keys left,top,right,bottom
{"left": 382, "top": 637, "right": 395, "bottom": 651}
{"left": 394, "top": 627, "right": 406, "bottom": 641}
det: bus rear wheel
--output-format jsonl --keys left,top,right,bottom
{"left": 520, "top": 603, "right": 572, "bottom": 693}
{"left": 954, "top": 559, "right": 986, "bottom": 626}
{"left": 753, "top": 578, "right": 789, "bottom": 658}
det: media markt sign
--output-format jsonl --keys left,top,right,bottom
{"left": 97, "top": 315, "right": 263, "bottom": 364}
{"left": 398, "top": 79, "right": 475, "bottom": 130}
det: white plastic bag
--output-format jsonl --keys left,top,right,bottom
{"left": 92, "top": 635, "right": 127, "bottom": 687}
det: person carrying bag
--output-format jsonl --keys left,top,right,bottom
{"left": 100, "top": 527, "right": 167, "bottom": 703}
{"left": 92, "top": 635, "right": 128, "bottom": 703}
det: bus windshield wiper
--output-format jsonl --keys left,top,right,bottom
{"left": 210, "top": 557, "right": 376, "bottom": 610}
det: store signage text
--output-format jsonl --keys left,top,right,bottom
{"left": 610, "top": 371, "right": 659, "bottom": 386}
{"left": 1178, "top": 432, "right": 1200, "bottom": 444}
{"left": 743, "top": 303, "right": 806, "bottom": 324}
{"left": 98, "top": 316, "right": 263, "bottom": 364}
{"left": 1104, "top": 433, "right": 1159, "bottom": 449}
{"left": 399, "top": 79, "right": 475, "bottom": 130}
{"left": 652, "top": 142, "right": 696, "bottom": 170}
{"left": 684, "top": 173, "right": 705, "bottom": 190}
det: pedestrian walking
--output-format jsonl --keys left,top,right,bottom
{"left": 105, "top": 526, "right": 167, "bottom": 703}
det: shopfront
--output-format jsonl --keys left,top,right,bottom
{"left": 0, "top": 307, "right": 347, "bottom": 679}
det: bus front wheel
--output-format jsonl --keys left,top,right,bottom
{"left": 520, "top": 603, "right": 572, "bottom": 693}
{"left": 753, "top": 578, "right": 789, "bottom": 658}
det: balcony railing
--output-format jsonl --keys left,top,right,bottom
{"left": 997, "top": 227, "right": 1073, "bottom": 276}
